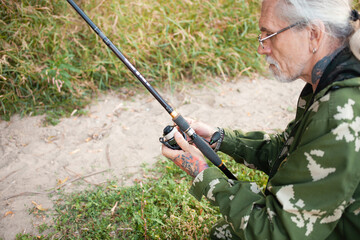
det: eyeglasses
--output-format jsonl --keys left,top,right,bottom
{"left": 258, "top": 21, "right": 305, "bottom": 49}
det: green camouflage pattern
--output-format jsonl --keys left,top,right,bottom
{"left": 190, "top": 48, "right": 360, "bottom": 240}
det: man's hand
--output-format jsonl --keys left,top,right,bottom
{"left": 162, "top": 132, "right": 209, "bottom": 178}
{"left": 184, "top": 118, "right": 218, "bottom": 146}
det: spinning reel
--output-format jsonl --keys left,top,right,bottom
{"left": 159, "top": 125, "right": 222, "bottom": 150}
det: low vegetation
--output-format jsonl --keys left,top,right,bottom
{"left": 16, "top": 153, "right": 268, "bottom": 239}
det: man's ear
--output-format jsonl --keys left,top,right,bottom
{"left": 308, "top": 21, "right": 326, "bottom": 54}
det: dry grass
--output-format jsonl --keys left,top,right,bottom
{"left": 1, "top": 0, "right": 262, "bottom": 122}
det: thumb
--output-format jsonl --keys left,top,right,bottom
{"left": 174, "top": 132, "right": 190, "bottom": 151}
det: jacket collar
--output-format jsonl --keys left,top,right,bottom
{"left": 300, "top": 46, "right": 360, "bottom": 98}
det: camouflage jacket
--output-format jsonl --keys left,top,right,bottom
{"left": 190, "top": 47, "right": 360, "bottom": 239}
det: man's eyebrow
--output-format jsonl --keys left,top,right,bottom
{"left": 260, "top": 27, "right": 271, "bottom": 32}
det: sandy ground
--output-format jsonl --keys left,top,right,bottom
{"left": 0, "top": 77, "right": 304, "bottom": 239}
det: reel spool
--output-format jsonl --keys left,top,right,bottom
{"left": 159, "top": 125, "right": 186, "bottom": 150}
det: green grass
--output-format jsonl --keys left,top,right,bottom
{"left": 1, "top": 0, "right": 262, "bottom": 122}
{"left": 16, "top": 153, "right": 268, "bottom": 239}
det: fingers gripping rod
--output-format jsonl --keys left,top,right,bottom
{"left": 67, "top": 0, "right": 237, "bottom": 180}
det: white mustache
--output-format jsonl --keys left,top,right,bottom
{"left": 265, "top": 56, "right": 288, "bottom": 82}
{"left": 265, "top": 56, "right": 281, "bottom": 70}
{"left": 265, "top": 56, "right": 296, "bottom": 83}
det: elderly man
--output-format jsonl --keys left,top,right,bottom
{"left": 162, "top": 0, "right": 360, "bottom": 239}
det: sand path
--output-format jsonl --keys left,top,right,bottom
{"left": 0, "top": 77, "right": 304, "bottom": 239}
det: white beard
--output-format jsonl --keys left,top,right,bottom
{"left": 266, "top": 56, "right": 299, "bottom": 83}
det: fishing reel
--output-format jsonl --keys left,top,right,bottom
{"left": 159, "top": 125, "right": 186, "bottom": 150}
{"left": 159, "top": 125, "right": 222, "bottom": 150}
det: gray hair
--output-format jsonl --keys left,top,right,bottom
{"left": 276, "top": 0, "right": 360, "bottom": 59}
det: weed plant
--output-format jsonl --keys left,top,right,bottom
{"left": 1, "top": 0, "right": 262, "bottom": 122}
{"left": 16, "top": 153, "right": 268, "bottom": 239}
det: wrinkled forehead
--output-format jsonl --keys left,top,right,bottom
{"left": 259, "top": 0, "right": 290, "bottom": 31}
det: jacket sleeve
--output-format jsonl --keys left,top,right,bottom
{"left": 190, "top": 108, "right": 360, "bottom": 239}
{"left": 218, "top": 126, "right": 292, "bottom": 175}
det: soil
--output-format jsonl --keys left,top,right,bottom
{"left": 0, "top": 77, "right": 305, "bottom": 239}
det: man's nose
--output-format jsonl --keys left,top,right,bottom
{"left": 257, "top": 44, "right": 271, "bottom": 55}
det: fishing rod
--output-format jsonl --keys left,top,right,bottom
{"left": 66, "top": 0, "right": 237, "bottom": 180}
